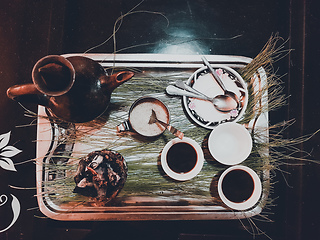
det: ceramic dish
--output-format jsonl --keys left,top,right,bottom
{"left": 160, "top": 137, "right": 204, "bottom": 181}
{"left": 208, "top": 122, "right": 252, "bottom": 165}
{"left": 217, "top": 165, "right": 262, "bottom": 211}
{"left": 182, "top": 65, "right": 248, "bottom": 129}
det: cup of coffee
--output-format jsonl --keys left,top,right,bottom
{"left": 160, "top": 137, "right": 204, "bottom": 181}
{"left": 212, "top": 165, "right": 262, "bottom": 210}
{"left": 117, "top": 96, "right": 170, "bottom": 137}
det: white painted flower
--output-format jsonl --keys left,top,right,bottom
{"left": 0, "top": 132, "right": 22, "bottom": 172}
{"left": 0, "top": 194, "right": 20, "bottom": 233}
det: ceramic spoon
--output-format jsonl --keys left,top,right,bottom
{"left": 201, "top": 56, "right": 239, "bottom": 108}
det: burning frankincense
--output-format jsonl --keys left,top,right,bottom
{"left": 73, "top": 149, "right": 128, "bottom": 204}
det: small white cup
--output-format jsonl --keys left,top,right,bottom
{"left": 217, "top": 165, "right": 262, "bottom": 211}
{"left": 160, "top": 137, "right": 204, "bottom": 181}
{"left": 208, "top": 122, "right": 252, "bottom": 165}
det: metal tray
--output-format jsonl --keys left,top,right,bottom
{"left": 36, "top": 53, "right": 269, "bottom": 221}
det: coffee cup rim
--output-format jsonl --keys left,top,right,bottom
{"left": 160, "top": 137, "right": 204, "bottom": 181}
{"left": 217, "top": 165, "right": 262, "bottom": 210}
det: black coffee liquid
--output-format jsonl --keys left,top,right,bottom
{"left": 221, "top": 169, "right": 254, "bottom": 203}
{"left": 166, "top": 142, "right": 197, "bottom": 173}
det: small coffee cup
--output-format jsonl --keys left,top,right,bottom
{"left": 212, "top": 165, "right": 262, "bottom": 211}
{"left": 117, "top": 96, "right": 170, "bottom": 137}
{"left": 208, "top": 122, "right": 252, "bottom": 165}
{"left": 160, "top": 137, "right": 204, "bottom": 181}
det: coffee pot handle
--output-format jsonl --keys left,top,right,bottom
{"left": 7, "top": 83, "right": 48, "bottom": 105}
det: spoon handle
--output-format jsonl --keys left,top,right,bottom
{"left": 167, "top": 125, "right": 184, "bottom": 140}
{"left": 201, "top": 56, "right": 227, "bottom": 92}
{"left": 157, "top": 118, "right": 184, "bottom": 140}
{"left": 166, "top": 85, "right": 209, "bottom": 101}
{"left": 175, "top": 80, "right": 210, "bottom": 99}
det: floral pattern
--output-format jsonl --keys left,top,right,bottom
{"left": 0, "top": 132, "right": 21, "bottom": 172}
{"left": 0, "top": 131, "right": 21, "bottom": 233}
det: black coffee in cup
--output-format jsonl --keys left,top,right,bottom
{"left": 221, "top": 169, "right": 254, "bottom": 203}
{"left": 166, "top": 142, "right": 197, "bottom": 173}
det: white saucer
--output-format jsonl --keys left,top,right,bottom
{"left": 182, "top": 66, "right": 248, "bottom": 129}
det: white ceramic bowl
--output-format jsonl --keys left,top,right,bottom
{"left": 217, "top": 165, "right": 262, "bottom": 211}
{"left": 160, "top": 137, "right": 204, "bottom": 181}
{"left": 208, "top": 122, "right": 252, "bottom": 165}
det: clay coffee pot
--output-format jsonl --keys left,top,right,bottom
{"left": 7, "top": 55, "right": 134, "bottom": 123}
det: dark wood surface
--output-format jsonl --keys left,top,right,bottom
{"left": 0, "top": 0, "right": 319, "bottom": 239}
